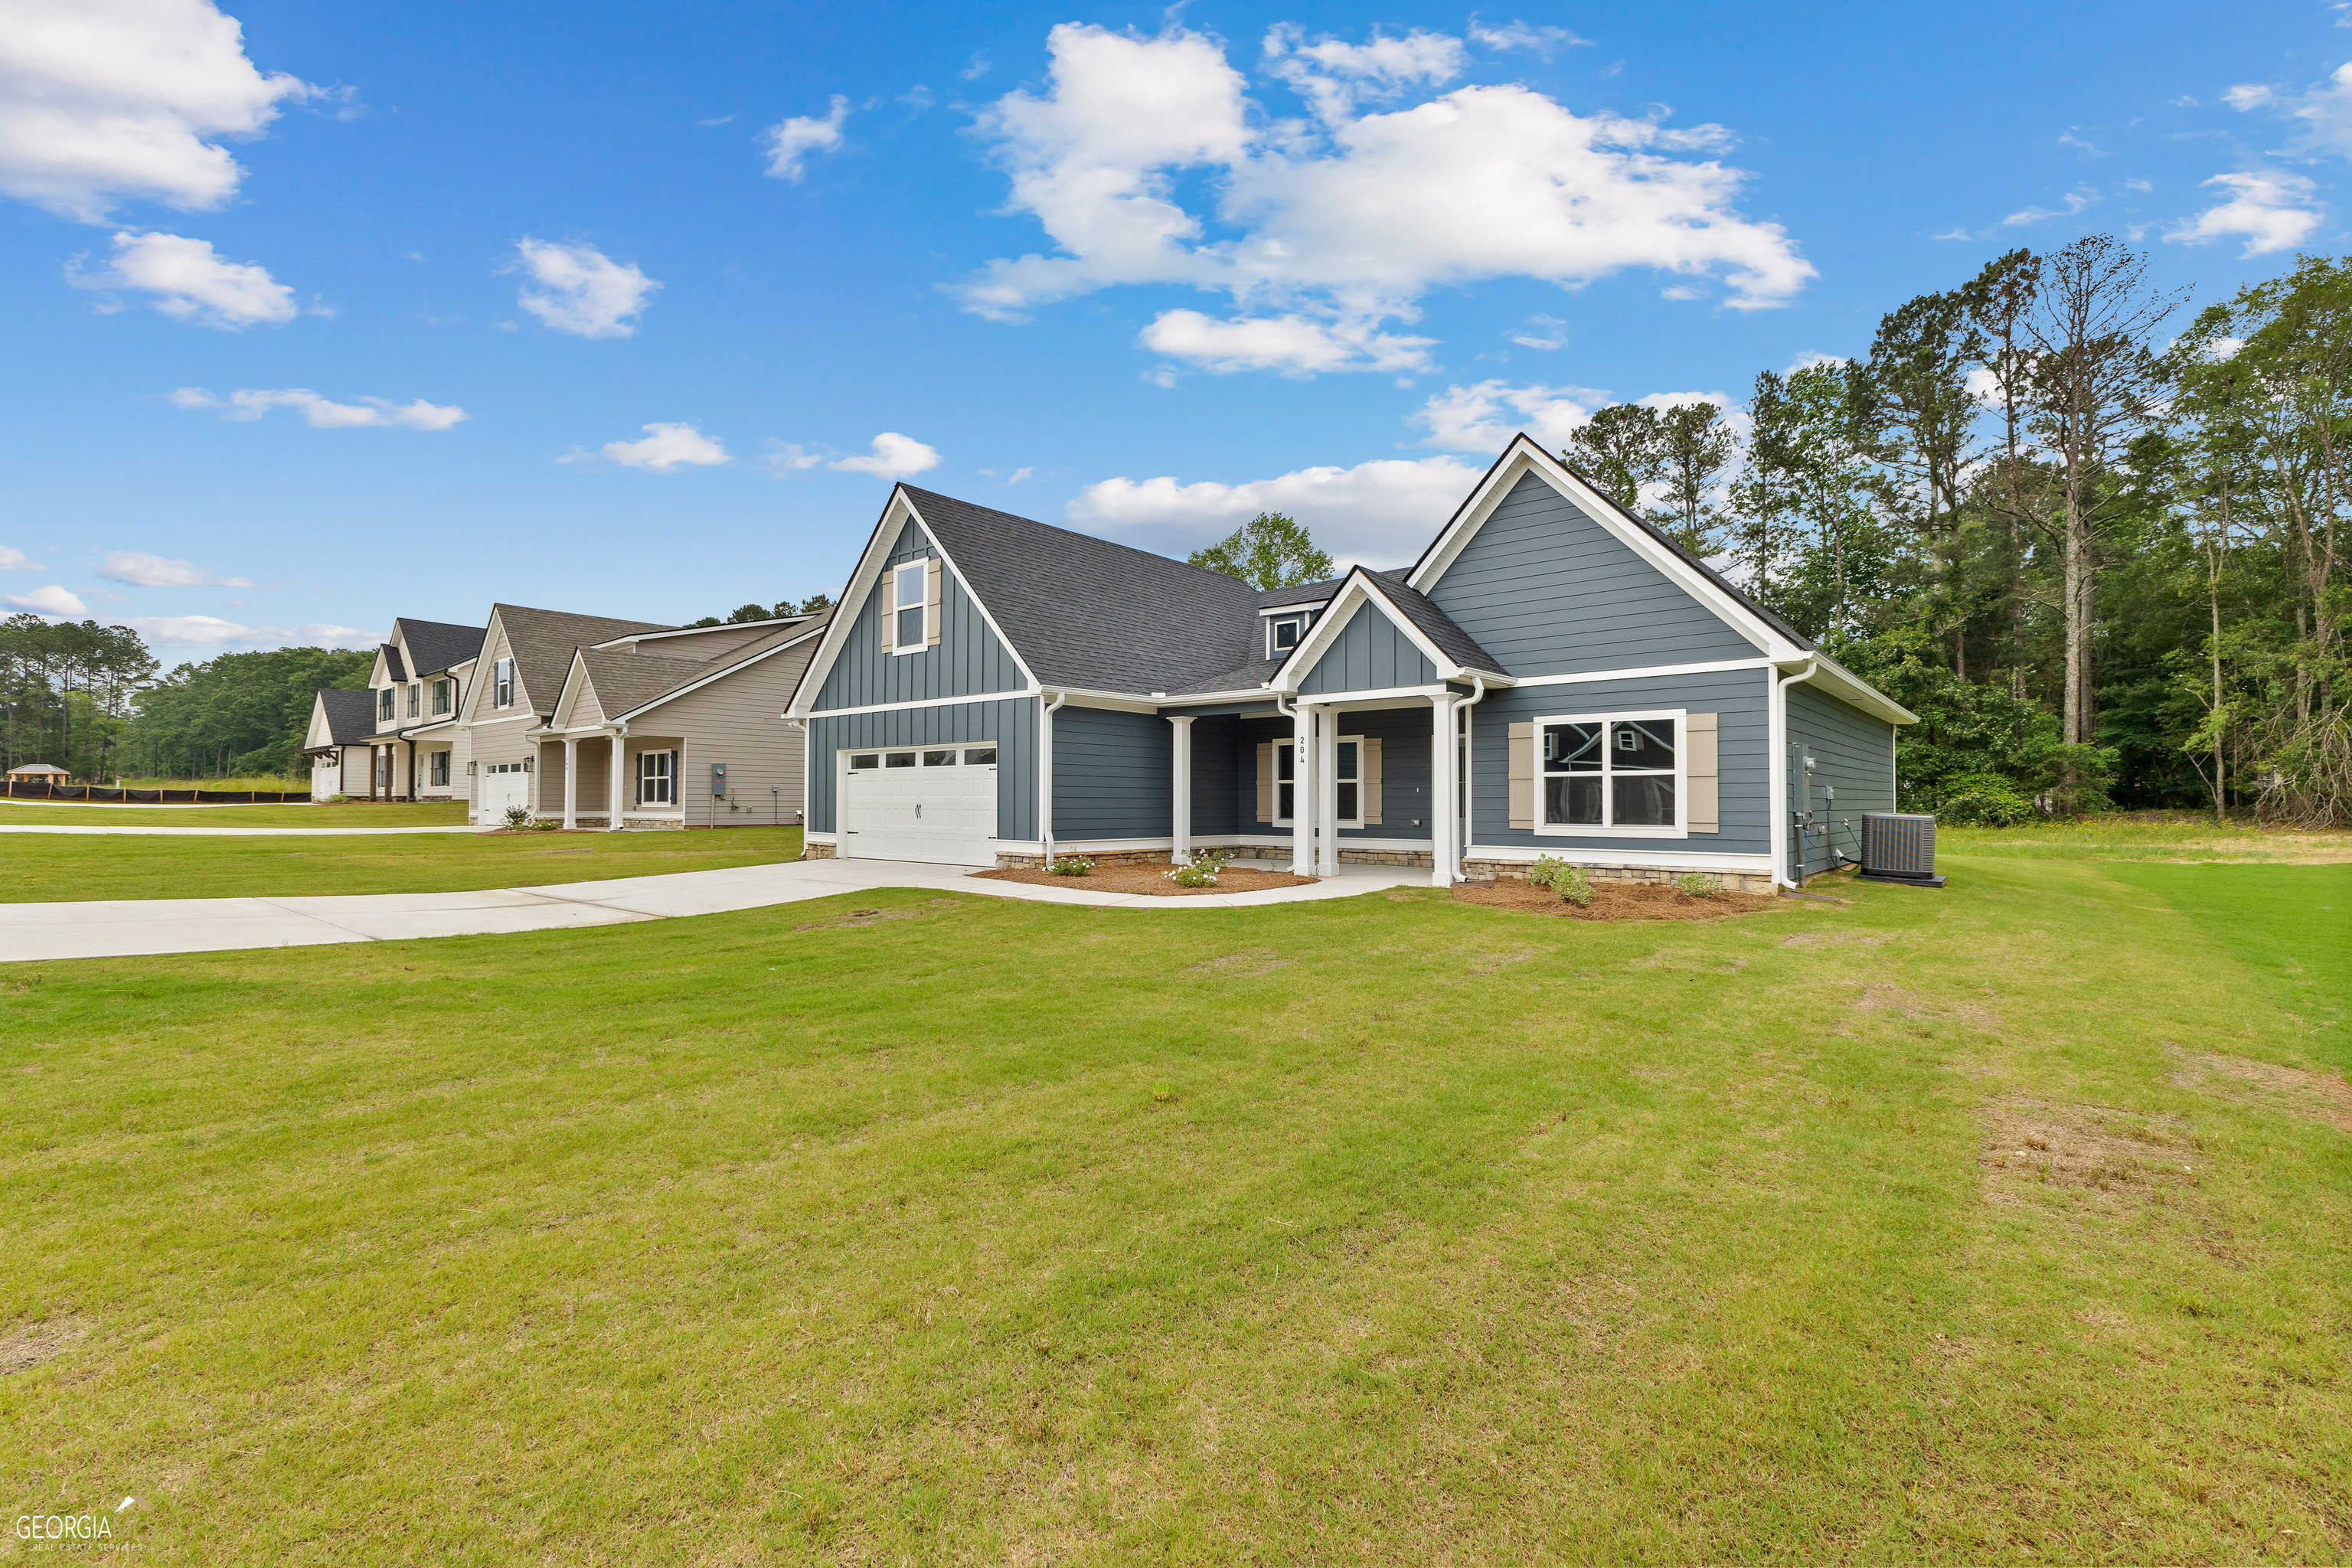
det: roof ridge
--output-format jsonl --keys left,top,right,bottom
{"left": 900, "top": 485, "right": 1256, "bottom": 591}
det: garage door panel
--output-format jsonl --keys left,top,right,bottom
{"left": 841, "top": 750, "right": 998, "bottom": 865}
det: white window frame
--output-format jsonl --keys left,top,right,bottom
{"left": 430, "top": 750, "right": 450, "bottom": 787}
{"left": 407, "top": 682, "right": 421, "bottom": 717}
{"left": 1272, "top": 736, "right": 1298, "bottom": 825}
{"left": 1269, "top": 616, "right": 1305, "bottom": 658}
{"left": 1333, "top": 734, "right": 1365, "bottom": 829}
{"left": 636, "top": 749, "right": 676, "bottom": 806}
{"left": 433, "top": 678, "right": 452, "bottom": 716}
{"left": 377, "top": 687, "right": 395, "bottom": 722}
{"left": 1272, "top": 732, "right": 1365, "bottom": 827}
{"left": 1533, "top": 708, "right": 1688, "bottom": 839}
{"left": 890, "top": 560, "right": 927, "bottom": 655}
{"left": 492, "top": 658, "right": 514, "bottom": 710}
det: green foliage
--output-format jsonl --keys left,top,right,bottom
{"left": 1186, "top": 513, "right": 1334, "bottom": 589}
{"left": 796, "top": 593, "right": 833, "bottom": 615}
{"left": 1527, "top": 854, "right": 1593, "bottom": 905}
{"left": 1048, "top": 855, "right": 1095, "bottom": 876}
{"left": 1165, "top": 848, "right": 1234, "bottom": 887}
{"left": 1936, "top": 773, "right": 2038, "bottom": 827}
{"left": 1671, "top": 872, "right": 1719, "bottom": 899}
{"left": 501, "top": 804, "right": 531, "bottom": 829}
{"left": 0, "top": 615, "right": 158, "bottom": 781}
{"left": 122, "top": 644, "right": 371, "bottom": 781}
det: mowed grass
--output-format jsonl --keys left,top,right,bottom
{"left": 3, "top": 859, "right": 2347, "bottom": 1563}
{"left": 1, "top": 825, "right": 805, "bottom": 900}
{"left": 0, "top": 800, "right": 472, "bottom": 828}
{"left": 1939, "top": 812, "right": 2352, "bottom": 864}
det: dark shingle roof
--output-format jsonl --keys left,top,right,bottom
{"left": 1362, "top": 572, "right": 1505, "bottom": 675}
{"left": 378, "top": 643, "right": 406, "bottom": 682}
{"left": 394, "top": 617, "right": 487, "bottom": 678}
{"left": 314, "top": 688, "right": 377, "bottom": 746}
{"left": 494, "top": 604, "right": 673, "bottom": 715}
{"left": 577, "top": 611, "right": 831, "bottom": 721}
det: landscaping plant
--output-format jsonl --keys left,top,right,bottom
{"left": 1165, "top": 848, "right": 1234, "bottom": 888}
{"left": 1528, "top": 853, "right": 1595, "bottom": 905}
{"left": 1672, "top": 872, "right": 1720, "bottom": 899}
{"left": 1047, "top": 855, "right": 1095, "bottom": 876}
{"left": 501, "top": 804, "right": 531, "bottom": 829}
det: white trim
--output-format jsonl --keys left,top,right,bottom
{"left": 1332, "top": 732, "right": 1366, "bottom": 831}
{"left": 1530, "top": 707, "right": 1689, "bottom": 840}
{"left": 1279, "top": 683, "right": 1452, "bottom": 710}
{"left": 1511, "top": 658, "right": 1775, "bottom": 688}
{"left": 804, "top": 688, "right": 1040, "bottom": 720}
{"left": 1407, "top": 436, "right": 1808, "bottom": 662}
{"left": 469, "top": 711, "right": 542, "bottom": 728}
{"left": 805, "top": 831, "right": 838, "bottom": 845}
{"left": 1168, "top": 715, "right": 1193, "bottom": 865}
{"left": 1257, "top": 599, "right": 1331, "bottom": 616}
{"left": 1467, "top": 844, "right": 1774, "bottom": 872}
{"left": 612, "top": 625, "right": 828, "bottom": 724}
{"left": 1272, "top": 568, "right": 1478, "bottom": 693}
{"left": 887, "top": 559, "right": 929, "bottom": 657}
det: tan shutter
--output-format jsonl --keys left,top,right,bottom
{"left": 1256, "top": 741, "right": 1276, "bottom": 822}
{"left": 1684, "top": 713, "right": 1719, "bottom": 832}
{"left": 924, "top": 557, "right": 942, "bottom": 648}
{"left": 1361, "top": 737, "right": 1382, "bottom": 825}
{"left": 1508, "top": 721, "right": 1537, "bottom": 828}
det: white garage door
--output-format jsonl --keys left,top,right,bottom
{"left": 841, "top": 745, "right": 998, "bottom": 864}
{"left": 478, "top": 760, "right": 533, "bottom": 824}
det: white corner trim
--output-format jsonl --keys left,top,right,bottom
{"left": 1466, "top": 844, "right": 1773, "bottom": 871}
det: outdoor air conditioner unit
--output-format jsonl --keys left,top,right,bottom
{"left": 1859, "top": 812, "right": 1945, "bottom": 888}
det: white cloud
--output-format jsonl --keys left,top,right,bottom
{"left": 562, "top": 422, "right": 730, "bottom": 473}
{"left": 2221, "top": 60, "right": 2352, "bottom": 158}
{"left": 512, "top": 238, "right": 659, "bottom": 338}
{"left": 68, "top": 230, "right": 296, "bottom": 327}
{"left": 1070, "top": 453, "right": 1488, "bottom": 566}
{"left": 96, "top": 550, "right": 251, "bottom": 587}
{"left": 830, "top": 432, "right": 939, "bottom": 479}
{"left": 0, "top": 0, "right": 312, "bottom": 221}
{"left": 954, "top": 24, "right": 1813, "bottom": 374}
{"left": 2223, "top": 83, "right": 2275, "bottom": 111}
{"left": 2002, "top": 187, "right": 2099, "bottom": 227}
{"left": 761, "top": 95, "right": 848, "bottom": 181}
{"left": 109, "top": 615, "right": 372, "bottom": 648}
{"left": 1412, "top": 379, "right": 1606, "bottom": 450}
{"left": 1508, "top": 313, "right": 1568, "bottom": 349}
{"left": 0, "top": 546, "right": 31, "bottom": 571}
{"left": 1141, "top": 308, "right": 1433, "bottom": 374}
{"left": 170, "top": 386, "right": 466, "bottom": 430}
{"left": 2167, "top": 171, "right": 2322, "bottom": 256}
{"left": 5, "top": 585, "right": 87, "bottom": 616}
{"left": 1467, "top": 20, "right": 1592, "bottom": 57}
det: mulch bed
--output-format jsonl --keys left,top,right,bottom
{"left": 1454, "top": 877, "right": 1781, "bottom": 921}
{"left": 972, "top": 858, "right": 1316, "bottom": 897}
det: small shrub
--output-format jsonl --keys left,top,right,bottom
{"left": 1527, "top": 854, "right": 1593, "bottom": 906}
{"left": 1165, "top": 847, "right": 1235, "bottom": 888}
{"left": 1048, "top": 855, "right": 1095, "bottom": 876}
{"left": 501, "top": 805, "right": 531, "bottom": 830}
{"left": 1938, "top": 772, "right": 2037, "bottom": 828}
{"left": 526, "top": 816, "right": 562, "bottom": 832}
{"left": 1672, "top": 872, "right": 1718, "bottom": 900}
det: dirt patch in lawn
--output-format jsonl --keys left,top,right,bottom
{"left": 1, "top": 1315, "right": 90, "bottom": 1375}
{"left": 1186, "top": 948, "right": 1290, "bottom": 976}
{"left": 973, "top": 860, "right": 1315, "bottom": 896}
{"left": 1978, "top": 1095, "right": 2201, "bottom": 1211}
{"left": 1452, "top": 878, "right": 1780, "bottom": 922}
{"left": 2168, "top": 1050, "right": 2352, "bottom": 1134}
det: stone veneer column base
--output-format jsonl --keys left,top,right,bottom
{"left": 802, "top": 841, "right": 838, "bottom": 860}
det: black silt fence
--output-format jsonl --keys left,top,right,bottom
{"left": 3, "top": 780, "right": 312, "bottom": 804}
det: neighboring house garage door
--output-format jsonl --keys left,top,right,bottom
{"left": 841, "top": 746, "right": 998, "bottom": 864}
{"left": 478, "top": 760, "right": 532, "bottom": 823}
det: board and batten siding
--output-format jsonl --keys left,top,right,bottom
{"left": 641, "top": 637, "right": 820, "bottom": 826}
{"left": 1051, "top": 704, "right": 1170, "bottom": 840}
{"left": 1296, "top": 602, "right": 1439, "bottom": 694}
{"left": 1785, "top": 681, "right": 1896, "bottom": 877}
{"left": 812, "top": 519, "right": 1027, "bottom": 710}
{"left": 1468, "top": 667, "right": 1772, "bottom": 857}
{"left": 1426, "top": 472, "right": 1759, "bottom": 676}
{"left": 806, "top": 695, "right": 1038, "bottom": 843}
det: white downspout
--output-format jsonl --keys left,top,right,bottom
{"left": 782, "top": 717, "right": 806, "bottom": 832}
{"left": 1272, "top": 692, "right": 1311, "bottom": 877}
{"left": 1038, "top": 691, "right": 1066, "bottom": 867}
{"left": 605, "top": 722, "right": 629, "bottom": 832}
{"left": 1770, "top": 659, "right": 1818, "bottom": 887}
{"left": 1451, "top": 676, "right": 1489, "bottom": 882}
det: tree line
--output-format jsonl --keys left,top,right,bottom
{"left": 1563, "top": 234, "right": 2348, "bottom": 826}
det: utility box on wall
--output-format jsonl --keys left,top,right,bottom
{"left": 710, "top": 763, "right": 728, "bottom": 799}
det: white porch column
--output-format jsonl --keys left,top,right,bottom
{"left": 1315, "top": 707, "right": 1339, "bottom": 877}
{"left": 1289, "top": 702, "right": 1313, "bottom": 876}
{"left": 561, "top": 737, "right": 579, "bottom": 829}
{"left": 606, "top": 730, "right": 626, "bottom": 832}
{"left": 1167, "top": 716, "right": 1193, "bottom": 865}
{"left": 1429, "top": 694, "right": 1455, "bottom": 887}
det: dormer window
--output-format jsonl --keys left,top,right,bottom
{"left": 1269, "top": 616, "right": 1305, "bottom": 658}
{"left": 377, "top": 688, "right": 395, "bottom": 721}
{"left": 894, "top": 561, "right": 926, "bottom": 648}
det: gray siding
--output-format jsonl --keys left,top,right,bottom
{"left": 1186, "top": 715, "right": 1244, "bottom": 837}
{"left": 1234, "top": 706, "right": 1436, "bottom": 840}
{"left": 807, "top": 695, "right": 1038, "bottom": 842}
{"left": 1786, "top": 681, "right": 1896, "bottom": 877}
{"left": 642, "top": 635, "right": 820, "bottom": 827}
{"left": 813, "top": 519, "right": 1027, "bottom": 710}
{"left": 1469, "top": 668, "right": 1773, "bottom": 856}
{"left": 1053, "top": 704, "right": 1171, "bottom": 840}
{"left": 1298, "top": 602, "right": 1439, "bottom": 694}
{"left": 1427, "top": 472, "right": 1760, "bottom": 676}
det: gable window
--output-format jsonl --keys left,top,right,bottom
{"left": 1269, "top": 616, "right": 1305, "bottom": 658}
{"left": 893, "top": 561, "right": 926, "bottom": 648}
{"left": 433, "top": 678, "right": 452, "bottom": 715}
{"left": 1540, "top": 712, "right": 1680, "bottom": 831}
{"left": 430, "top": 750, "right": 450, "bottom": 787}
{"left": 377, "top": 688, "right": 395, "bottom": 721}
{"left": 492, "top": 658, "right": 514, "bottom": 709}
{"left": 407, "top": 682, "right": 420, "bottom": 717}
{"left": 636, "top": 750, "right": 676, "bottom": 806}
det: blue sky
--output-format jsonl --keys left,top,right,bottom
{"left": 5, "top": 0, "right": 2347, "bottom": 658}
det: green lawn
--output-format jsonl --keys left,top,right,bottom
{"left": 2, "top": 825, "right": 804, "bottom": 900}
{"left": 1939, "top": 813, "right": 2352, "bottom": 863}
{"left": 0, "top": 800, "right": 472, "bottom": 828}
{"left": 2, "top": 854, "right": 2346, "bottom": 1563}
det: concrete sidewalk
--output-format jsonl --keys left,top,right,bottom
{"left": 0, "top": 858, "right": 1426, "bottom": 963}
{"left": 0, "top": 824, "right": 492, "bottom": 837}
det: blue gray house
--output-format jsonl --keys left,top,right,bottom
{"left": 786, "top": 433, "right": 1914, "bottom": 890}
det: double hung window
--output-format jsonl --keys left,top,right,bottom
{"left": 430, "top": 750, "right": 450, "bottom": 787}
{"left": 407, "top": 683, "right": 420, "bottom": 717}
{"left": 1540, "top": 713, "right": 1680, "bottom": 831}
{"left": 492, "top": 658, "right": 514, "bottom": 709}
{"left": 377, "top": 688, "right": 395, "bottom": 721}
{"left": 433, "top": 678, "right": 452, "bottom": 715}
{"left": 636, "top": 750, "right": 675, "bottom": 806}
{"left": 1276, "top": 740, "right": 1295, "bottom": 822}
{"left": 893, "top": 562, "right": 926, "bottom": 648}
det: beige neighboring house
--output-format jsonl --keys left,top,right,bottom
{"left": 531, "top": 612, "right": 834, "bottom": 828}
{"left": 345, "top": 618, "right": 487, "bottom": 800}
{"left": 461, "top": 604, "right": 673, "bottom": 824}
{"left": 299, "top": 688, "right": 380, "bottom": 799}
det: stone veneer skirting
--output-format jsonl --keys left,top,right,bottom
{"left": 802, "top": 841, "right": 838, "bottom": 860}
{"left": 1463, "top": 859, "right": 1776, "bottom": 896}
{"left": 536, "top": 814, "right": 683, "bottom": 831}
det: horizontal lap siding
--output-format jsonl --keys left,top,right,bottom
{"left": 808, "top": 696, "right": 1037, "bottom": 842}
{"left": 1187, "top": 715, "right": 1243, "bottom": 837}
{"left": 1231, "top": 708, "right": 1435, "bottom": 840}
{"left": 1429, "top": 473, "right": 1759, "bottom": 675}
{"left": 814, "top": 520, "right": 1026, "bottom": 710}
{"left": 1298, "top": 604, "right": 1437, "bottom": 694}
{"left": 1471, "top": 668, "right": 1772, "bottom": 855}
{"left": 1054, "top": 704, "right": 1170, "bottom": 840}
{"left": 1787, "top": 683, "right": 1896, "bottom": 877}
{"left": 646, "top": 638, "right": 819, "bottom": 826}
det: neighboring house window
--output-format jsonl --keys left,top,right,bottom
{"left": 430, "top": 750, "right": 450, "bottom": 787}
{"left": 1269, "top": 617, "right": 1304, "bottom": 658}
{"left": 493, "top": 658, "right": 514, "bottom": 709}
{"left": 407, "top": 683, "right": 420, "bottom": 717}
{"left": 377, "top": 688, "right": 395, "bottom": 721}
{"left": 433, "top": 679, "right": 452, "bottom": 715}
{"left": 893, "top": 561, "right": 926, "bottom": 648}
{"left": 637, "top": 750, "right": 675, "bottom": 806}
{"left": 1540, "top": 714, "right": 1679, "bottom": 830}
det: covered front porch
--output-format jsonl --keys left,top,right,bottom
{"left": 530, "top": 729, "right": 688, "bottom": 830}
